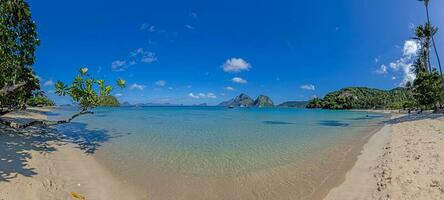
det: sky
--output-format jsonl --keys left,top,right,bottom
{"left": 28, "top": 0, "right": 444, "bottom": 105}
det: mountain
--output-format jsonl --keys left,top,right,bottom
{"left": 121, "top": 101, "right": 132, "bottom": 107}
{"left": 306, "top": 87, "right": 415, "bottom": 109}
{"left": 218, "top": 93, "right": 255, "bottom": 107}
{"left": 278, "top": 101, "right": 309, "bottom": 108}
{"left": 218, "top": 93, "right": 275, "bottom": 107}
{"left": 253, "top": 95, "right": 274, "bottom": 107}
{"left": 193, "top": 103, "right": 208, "bottom": 106}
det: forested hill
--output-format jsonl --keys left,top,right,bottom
{"left": 306, "top": 87, "right": 414, "bottom": 110}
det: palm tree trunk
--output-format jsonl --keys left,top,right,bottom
{"left": 426, "top": 5, "right": 442, "bottom": 73}
{"left": 425, "top": 4, "right": 444, "bottom": 92}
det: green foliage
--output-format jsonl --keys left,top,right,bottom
{"left": 306, "top": 87, "right": 415, "bottom": 110}
{"left": 27, "top": 94, "right": 55, "bottom": 107}
{"left": 277, "top": 101, "right": 309, "bottom": 108}
{"left": 0, "top": 0, "right": 40, "bottom": 108}
{"left": 97, "top": 95, "right": 120, "bottom": 107}
{"left": 55, "top": 68, "right": 125, "bottom": 111}
{"left": 413, "top": 70, "right": 443, "bottom": 109}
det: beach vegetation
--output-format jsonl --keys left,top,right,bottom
{"left": 0, "top": 0, "right": 40, "bottom": 113}
{"left": 54, "top": 67, "right": 125, "bottom": 122}
{"left": 306, "top": 87, "right": 415, "bottom": 110}
{"left": 27, "top": 92, "right": 55, "bottom": 107}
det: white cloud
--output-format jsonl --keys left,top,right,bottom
{"left": 223, "top": 86, "right": 235, "bottom": 91}
{"left": 115, "top": 93, "right": 123, "bottom": 97}
{"left": 185, "top": 25, "right": 195, "bottom": 30}
{"left": 140, "top": 24, "right": 156, "bottom": 32}
{"left": 43, "top": 80, "right": 54, "bottom": 87}
{"left": 111, "top": 60, "right": 130, "bottom": 71}
{"left": 188, "top": 92, "right": 217, "bottom": 99}
{"left": 155, "top": 80, "right": 166, "bottom": 87}
{"left": 300, "top": 84, "right": 315, "bottom": 91}
{"left": 376, "top": 40, "right": 419, "bottom": 86}
{"left": 403, "top": 40, "right": 419, "bottom": 57}
{"left": 131, "top": 48, "right": 157, "bottom": 64}
{"left": 376, "top": 64, "right": 388, "bottom": 74}
{"left": 129, "top": 83, "right": 146, "bottom": 90}
{"left": 222, "top": 58, "right": 251, "bottom": 73}
{"left": 232, "top": 77, "right": 247, "bottom": 84}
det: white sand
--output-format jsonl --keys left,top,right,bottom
{"left": 0, "top": 109, "right": 147, "bottom": 200}
{"left": 324, "top": 113, "right": 444, "bottom": 200}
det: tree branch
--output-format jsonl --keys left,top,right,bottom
{"left": 0, "top": 110, "right": 94, "bottom": 128}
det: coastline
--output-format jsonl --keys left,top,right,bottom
{"left": 3, "top": 108, "right": 442, "bottom": 200}
{"left": 324, "top": 113, "right": 444, "bottom": 200}
{"left": 0, "top": 108, "right": 147, "bottom": 200}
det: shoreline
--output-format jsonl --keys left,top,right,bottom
{"left": 3, "top": 108, "right": 442, "bottom": 199}
{"left": 323, "top": 114, "right": 398, "bottom": 199}
{"left": 0, "top": 108, "right": 147, "bottom": 200}
{"left": 324, "top": 113, "right": 444, "bottom": 200}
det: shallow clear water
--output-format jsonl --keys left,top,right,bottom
{"left": 51, "top": 107, "right": 386, "bottom": 199}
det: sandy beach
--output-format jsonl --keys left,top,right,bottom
{"left": 0, "top": 109, "right": 147, "bottom": 200}
{"left": 1, "top": 109, "right": 444, "bottom": 200}
{"left": 325, "top": 113, "right": 444, "bottom": 200}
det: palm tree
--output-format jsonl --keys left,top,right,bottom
{"left": 413, "top": 23, "right": 437, "bottom": 73}
{"left": 418, "top": 0, "right": 442, "bottom": 76}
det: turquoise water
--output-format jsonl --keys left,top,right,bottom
{"left": 51, "top": 107, "right": 386, "bottom": 199}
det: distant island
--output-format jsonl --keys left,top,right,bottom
{"left": 217, "top": 93, "right": 308, "bottom": 108}
{"left": 217, "top": 87, "right": 414, "bottom": 110}
{"left": 218, "top": 93, "right": 274, "bottom": 107}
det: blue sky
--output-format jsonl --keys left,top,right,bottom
{"left": 28, "top": 0, "right": 444, "bottom": 105}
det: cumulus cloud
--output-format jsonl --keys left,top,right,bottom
{"left": 155, "top": 80, "right": 166, "bottom": 87}
{"left": 222, "top": 58, "right": 251, "bottom": 73}
{"left": 129, "top": 83, "right": 146, "bottom": 90}
{"left": 232, "top": 77, "right": 247, "bottom": 84}
{"left": 376, "top": 40, "right": 419, "bottom": 86}
{"left": 43, "top": 80, "right": 54, "bottom": 87}
{"left": 188, "top": 92, "right": 217, "bottom": 99}
{"left": 223, "top": 86, "right": 235, "bottom": 91}
{"left": 300, "top": 84, "right": 315, "bottom": 91}
{"left": 403, "top": 40, "right": 419, "bottom": 57}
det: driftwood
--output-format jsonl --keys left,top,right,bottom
{"left": 0, "top": 110, "right": 94, "bottom": 128}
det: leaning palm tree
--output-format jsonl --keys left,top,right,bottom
{"left": 418, "top": 0, "right": 442, "bottom": 76}
{"left": 413, "top": 23, "right": 438, "bottom": 73}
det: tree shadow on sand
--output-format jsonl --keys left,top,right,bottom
{"left": 0, "top": 121, "right": 131, "bottom": 182}
{"left": 0, "top": 126, "right": 57, "bottom": 182}
{"left": 385, "top": 113, "right": 444, "bottom": 125}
